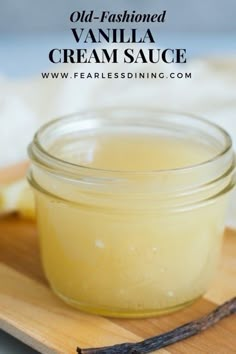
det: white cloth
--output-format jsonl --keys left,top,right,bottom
{"left": 1, "top": 56, "right": 236, "bottom": 227}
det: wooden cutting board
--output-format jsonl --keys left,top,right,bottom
{"left": 0, "top": 164, "right": 236, "bottom": 354}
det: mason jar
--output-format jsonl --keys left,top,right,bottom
{"left": 28, "top": 109, "right": 235, "bottom": 318}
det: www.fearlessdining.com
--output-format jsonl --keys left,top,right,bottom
{"left": 41, "top": 71, "right": 192, "bottom": 80}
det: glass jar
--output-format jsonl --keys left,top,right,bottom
{"left": 28, "top": 109, "right": 235, "bottom": 318}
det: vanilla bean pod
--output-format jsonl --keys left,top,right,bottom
{"left": 77, "top": 297, "right": 236, "bottom": 354}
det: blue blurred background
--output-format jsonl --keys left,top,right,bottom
{"left": 0, "top": 0, "right": 236, "bottom": 77}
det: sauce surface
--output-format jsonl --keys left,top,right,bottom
{"left": 49, "top": 132, "right": 216, "bottom": 171}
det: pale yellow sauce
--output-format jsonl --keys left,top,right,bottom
{"left": 34, "top": 133, "right": 227, "bottom": 317}
{"left": 49, "top": 133, "right": 215, "bottom": 170}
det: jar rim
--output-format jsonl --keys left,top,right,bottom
{"left": 29, "top": 108, "right": 233, "bottom": 177}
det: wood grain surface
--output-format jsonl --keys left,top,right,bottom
{"left": 0, "top": 164, "right": 235, "bottom": 354}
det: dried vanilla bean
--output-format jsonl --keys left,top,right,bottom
{"left": 77, "top": 297, "right": 236, "bottom": 354}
